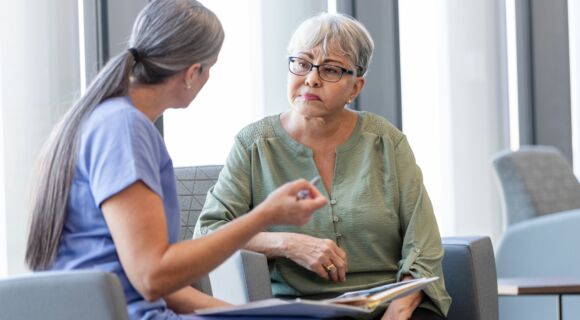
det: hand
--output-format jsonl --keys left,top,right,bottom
{"left": 258, "top": 179, "right": 327, "bottom": 227}
{"left": 381, "top": 276, "right": 423, "bottom": 320}
{"left": 282, "top": 233, "right": 347, "bottom": 282}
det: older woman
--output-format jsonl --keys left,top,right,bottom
{"left": 195, "top": 13, "right": 450, "bottom": 320}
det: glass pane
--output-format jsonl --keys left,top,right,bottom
{"left": 164, "top": 0, "right": 264, "bottom": 166}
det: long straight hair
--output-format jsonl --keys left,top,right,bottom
{"left": 25, "top": 0, "right": 224, "bottom": 270}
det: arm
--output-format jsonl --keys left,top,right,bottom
{"left": 196, "top": 137, "right": 346, "bottom": 282}
{"left": 102, "top": 179, "right": 326, "bottom": 302}
{"left": 380, "top": 275, "right": 424, "bottom": 320}
{"left": 164, "top": 286, "right": 229, "bottom": 314}
{"left": 391, "top": 136, "right": 450, "bottom": 317}
{"left": 245, "top": 232, "right": 347, "bottom": 282}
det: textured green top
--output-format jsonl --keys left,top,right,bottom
{"left": 194, "top": 112, "right": 451, "bottom": 316}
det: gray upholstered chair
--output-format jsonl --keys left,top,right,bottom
{"left": 492, "top": 145, "right": 580, "bottom": 227}
{"left": 210, "top": 237, "right": 498, "bottom": 320}
{"left": 0, "top": 270, "right": 128, "bottom": 320}
{"left": 492, "top": 146, "right": 580, "bottom": 319}
{"left": 178, "top": 165, "right": 498, "bottom": 319}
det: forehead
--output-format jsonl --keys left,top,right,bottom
{"left": 293, "top": 46, "right": 349, "bottom": 65}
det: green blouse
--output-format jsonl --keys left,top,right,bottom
{"left": 194, "top": 112, "right": 451, "bottom": 316}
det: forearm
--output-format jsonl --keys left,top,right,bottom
{"left": 244, "top": 232, "right": 293, "bottom": 258}
{"left": 145, "top": 204, "right": 274, "bottom": 299}
{"left": 165, "top": 286, "right": 230, "bottom": 314}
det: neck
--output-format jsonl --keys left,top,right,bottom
{"left": 282, "top": 109, "right": 357, "bottom": 148}
{"left": 128, "top": 81, "right": 173, "bottom": 122}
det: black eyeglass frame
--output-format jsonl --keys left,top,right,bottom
{"left": 288, "top": 56, "right": 357, "bottom": 82}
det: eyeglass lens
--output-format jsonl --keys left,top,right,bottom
{"left": 289, "top": 57, "right": 345, "bottom": 82}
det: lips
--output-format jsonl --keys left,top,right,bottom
{"left": 302, "top": 93, "right": 321, "bottom": 101}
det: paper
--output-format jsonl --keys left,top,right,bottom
{"left": 327, "top": 277, "right": 439, "bottom": 309}
{"left": 196, "top": 277, "right": 438, "bottom": 318}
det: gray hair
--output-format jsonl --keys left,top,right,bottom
{"left": 25, "top": 0, "right": 224, "bottom": 271}
{"left": 287, "top": 13, "right": 374, "bottom": 76}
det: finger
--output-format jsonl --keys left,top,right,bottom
{"left": 285, "top": 179, "right": 312, "bottom": 194}
{"left": 327, "top": 264, "right": 340, "bottom": 282}
{"left": 334, "top": 259, "right": 347, "bottom": 282}
{"left": 333, "top": 246, "right": 348, "bottom": 261}
{"left": 328, "top": 256, "right": 347, "bottom": 282}
{"left": 313, "top": 264, "right": 330, "bottom": 280}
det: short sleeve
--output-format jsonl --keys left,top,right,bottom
{"left": 194, "top": 135, "right": 253, "bottom": 237}
{"left": 81, "top": 108, "right": 163, "bottom": 207}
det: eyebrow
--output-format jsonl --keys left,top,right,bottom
{"left": 296, "top": 52, "right": 346, "bottom": 66}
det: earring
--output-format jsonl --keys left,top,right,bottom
{"left": 186, "top": 83, "right": 192, "bottom": 89}
{"left": 347, "top": 99, "right": 352, "bottom": 104}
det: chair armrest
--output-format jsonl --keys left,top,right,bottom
{"left": 191, "top": 275, "right": 212, "bottom": 295}
{"left": 442, "top": 236, "right": 498, "bottom": 320}
{"left": 209, "top": 250, "right": 272, "bottom": 304}
{"left": 0, "top": 270, "right": 128, "bottom": 320}
{"left": 496, "top": 208, "right": 580, "bottom": 278}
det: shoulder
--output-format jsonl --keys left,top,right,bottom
{"left": 235, "top": 114, "right": 279, "bottom": 149}
{"left": 359, "top": 111, "right": 405, "bottom": 146}
{"left": 81, "top": 97, "right": 165, "bottom": 159}
{"left": 89, "top": 97, "right": 153, "bottom": 131}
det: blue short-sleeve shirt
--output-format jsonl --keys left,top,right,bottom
{"left": 51, "top": 97, "right": 180, "bottom": 319}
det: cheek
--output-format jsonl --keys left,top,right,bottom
{"left": 287, "top": 76, "right": 299, "bottom": 99}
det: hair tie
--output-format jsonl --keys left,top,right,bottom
{"left": 128, "top": 48, "right": 140, "bottom": 63}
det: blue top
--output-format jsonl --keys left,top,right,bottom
{"left": 51, "top": 97, "right": 182, "bottom": 320}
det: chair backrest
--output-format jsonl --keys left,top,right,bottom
{"left": 0, "top": 270, "right": 128, "bottom": 320}
{"left": 174, "top": 165, "right": 223, "bottom": 295}
{"left": 491, "top": 145, "right": 580, "bottom": 226}
{"left": 174, "top": 165, "right": 223, "bottom": 240}
{"left": 442, "top": 236, "right": 498, "bottom": 320}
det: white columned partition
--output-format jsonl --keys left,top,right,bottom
{"left": 399, "top": 0, "right": 452, "bottom": 235}
{"left": 400, "top": 0, "right": 508, "bottom": 243}
{"left": 570, "top": 0, "right": 580, "bottom": 178}
{"left": 442, "top": 0, "right": 508, "bottom": 242}
{"left": 0, "top": 63, "right": 6, "bottom": 276}
{"left": 0, "top": 1, "right": 80, "bottom": 275}
{"left": 260, "top": 0, "right": 327, "bottom": 115}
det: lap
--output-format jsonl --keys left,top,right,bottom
{"left": 410, "top": 307, "right": 445, "bottom": 320}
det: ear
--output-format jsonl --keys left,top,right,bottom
{"left": 183, "top": 63, "right": 203, "bottom": 87}
{"left": 349, "top": 76, "right": 366, "bottom": 100}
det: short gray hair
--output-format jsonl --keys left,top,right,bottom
{"left": 287, "top": 13, "right": 374, "bottom": 76}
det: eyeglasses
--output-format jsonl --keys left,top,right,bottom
{"left": 288, "top": 56, "right": 356, "bottom": 83}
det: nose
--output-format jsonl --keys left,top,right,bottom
{"left": 304, "top": 66, "right": 322, "bottom": 87}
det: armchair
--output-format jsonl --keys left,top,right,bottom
{"left": 209, "top": 236, "right": 499, "bottom": 320}
{"left": 492, "top": 146, "right": 580, "bottom": 319}
{"left": 175, "top": 165, "right": 498, "bottom": 319}
{"left": 0, "top": 270, "right": 128, "bottom": 320}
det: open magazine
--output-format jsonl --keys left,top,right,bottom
{"left": 196, "top": 277, "right": 438, "bottom": 318}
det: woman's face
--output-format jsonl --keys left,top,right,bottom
{"left": 287, "top": 45, "right": 364, "bottom": 118}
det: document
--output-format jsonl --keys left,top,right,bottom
{"left": 196, "top": 277, "right": 438, "bottom": 318}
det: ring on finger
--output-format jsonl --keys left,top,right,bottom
{"left": 323, "top": 263, "right": 336, "bottom": 273}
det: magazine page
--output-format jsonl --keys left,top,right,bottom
{"left": 196, "top": 278, "right": 437, "bottom": 318}
{"left": 326, "top": 277, "right": 439, "bottom": 309}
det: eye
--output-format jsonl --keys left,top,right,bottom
{"left": 322, "top": 65, "right": 340, "bottom": 75}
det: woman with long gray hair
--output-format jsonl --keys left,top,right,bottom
{"left": 24, "top": 1, "right": 326, "bottom": 319}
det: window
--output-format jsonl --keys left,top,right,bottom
{"left": 164, "top": 0, "right": 264, "bottom": 166}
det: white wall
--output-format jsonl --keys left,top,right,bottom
{"left": 0, "top": 1, "right": 80, "bottom": 275}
